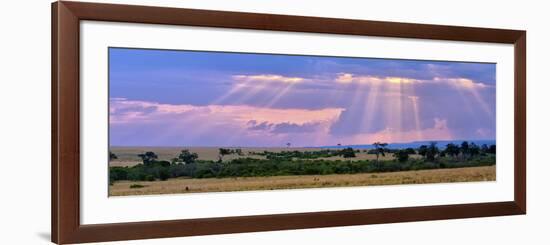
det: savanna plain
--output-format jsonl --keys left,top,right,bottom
{"left": 109, "top": 143, "right": 496, "bottom": 196}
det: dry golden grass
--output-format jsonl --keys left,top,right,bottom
{"left": 109, "top": 147, "right": 419, "bottom": 167}
{"left": 109, "top": 166, "right": 496, "bottom": 196}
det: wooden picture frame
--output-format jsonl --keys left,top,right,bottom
{"left": 52, "top": 1, "right": 526, "bottom": 244}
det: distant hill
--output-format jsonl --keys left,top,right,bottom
{"left": 317, "top": 139, "right": 496, "bottom": 149}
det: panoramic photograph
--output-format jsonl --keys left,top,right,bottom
{"left": 108, "top": 47, "right": 496, "bottom": 196}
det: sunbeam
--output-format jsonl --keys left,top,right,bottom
{"left": 220, "top": 78, "right": 302, "bottom": 146}
{"left": 261, "top": 81, "right": 298, "bottom": 108}
{"left": 359, "top": 80, "right": 381, "bottom": 142}
{"left": 467, "top": 88, "right": 494, "bottom": 119}
{"left": 109, "top": 47, "right": 496, "bottom": 148}
{"left": 408, "top": 95, "right": 422, "bottom": 141}
{"left": 445, "top": 78, "right": 494, "bottom": 120}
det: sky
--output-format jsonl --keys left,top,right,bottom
{"left": 109, "top": 47, "right": 496, "bottom": 147}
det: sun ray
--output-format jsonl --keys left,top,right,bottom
{"left": 219, "top": 81, "right": 299, "bottom": 146}
{"left": 191, "top": 77, "right": 280, "bottom": 145}
{"left": 447, "top": 82, "right": 488, "bottom": 135}
{"left": 446, "top": 78, "right": 493, "bottom": 119}
{"left": 359, "top": 81, "right": 381, "bottom": 143}
{"left": 408, "top": 94, "right": 422, "bottom": 141}
{"left": 468, "top": 88, "right": 494, "bottom": 119}
{"left": 394, "top": 82, "right": 405, "bottom": 141}
{"left": 261, "top": 82, "right": 297, "bottom": 108}
{"left": 208, "top": 82, "right": 246, "bottom": 105}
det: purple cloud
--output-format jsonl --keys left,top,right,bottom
{"left": 109, "top": 48, "right": 496, "bottom": 146}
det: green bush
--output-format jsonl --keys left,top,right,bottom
{"left": 159, "top": 169, "right": 170, "bottom": 181}
{"left": 109, "top": 167, "right": 129, "bottom": 181}
{"left": 394, "top": 150, "right": 410, "bottom": 162}
{"left": 109, "top": 153, "right": 496, "bottom": 182}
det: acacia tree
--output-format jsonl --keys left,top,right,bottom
{"left": 372, "top": 142, "right": 389, "bottom": 164}
{"left": 426, "top": 142, "right": 439, "bottom": 161}
{"left": 418, "top": 145, "right": 428, "bottom": 159}
{"left": 460, "top": 141, "right": 470, "bottom": 160}
{"left": 218, "top": 148, "right": 232, "bottom": 162}
{"left": 138, "top": 151, "right": 158, "bottom": 165}
{"left": 341, "top": 147, "right": 356, "bottom": 162}
{"left": 177, "top": 149, "right": 198, "bottom": 164}
{"left": 468, "top": 142, "right": 481, "bottom": 158}
{"left": 394, "top": 150, "right": 410, "bottom": 163}
{"left": 444, "top": 143, "right": 460, "bottom": 159}
{"left": 235, "top": 148, "right": 243, "bottom": 156}
{"left": 109, "top": 151, "right": 118, "bottom": 161}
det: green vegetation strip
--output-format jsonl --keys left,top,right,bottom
{"left": 110, "top": 155, "right": 495, "bottom": 183}
{"left": 109, "top": 141, "right": 496, "bottom": 184}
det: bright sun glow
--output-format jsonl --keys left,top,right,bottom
{"left": 233, "top": 74, "right": 305, "bottom": 83}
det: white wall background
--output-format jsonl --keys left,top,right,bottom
{"left": 0, "top": 0, "right": 547, "bottom": 244}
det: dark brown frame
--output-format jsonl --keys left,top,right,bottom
{"left": 52, "top": 1, "right": 526, "bottom": 244}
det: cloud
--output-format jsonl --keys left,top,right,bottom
{"left": 335, "top": 73, "right": 419, "bottom": 85}
{"left": 109, "top": 48, "right": 496, "bottom": 147}
{"left": 433, "top": 117, "right": 447, "bottom": 130}
{"left": 246, "top": 121, "right": 322, "bottom": 134}
{"left": 109, "top": 98, "right": 345, "bottom": 147}
{"left": 110, "top": 98, "right": 197, "bottom": 123}
{"left": 338, "top": 117, "right": 453, "bottom": 145}
{"left": 233, "top": 74, "right": 305, "bottom": 83}
{"left": 272, "top": 122, "right": 322, "bottom": 134}
{"left": 110, "top": 97, "right": 128, "bottom": 101}
{"left": 436, "top": 77, "right": 489, "bottom": 89}
{"left": 111, "top": 98, "right": 343, "bottom": 125}
{"left": 110, "top": 97, "right": 493, "bottom": 147}
{"left": 247, "top": 120, "right": 273, "bottom": 131}
{"left": 335, "top": 73, "right": 354, "bottom": 83}
{"left": 335, "top": 73, "right": 490, "bottom": 90}
{"left": 475, "top": 128, "right": 491, "bottom": 137}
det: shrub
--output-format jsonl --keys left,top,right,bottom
{"left": 341, "top": 147, "right": 356, "bottom": 159}
{"left": 159, "top": 169, "right": 170, "bottom": 181}
{"left": 394, "top": 150, "right": 410, "bottom": 162}
{"left": 130, "top": 184, "right": 145, "bottom": 189}
{"left": 177, "top": 150, "right": 199, "bottom": 164}
{"left": 108, "top": 152, "right": 496, "bottom": 181}
{"left": 109, "top": 167, "right": 129, "bottom": 181}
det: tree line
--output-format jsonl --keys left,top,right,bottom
{"left": 109, "top": 141, "right": 495, "bottom": 184}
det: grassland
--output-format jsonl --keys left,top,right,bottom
{"left": 109, "top": 166, "right": 496, "bottom": 196}
{"left": 109, "top": 144, "right": 495, "bottom": 196}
